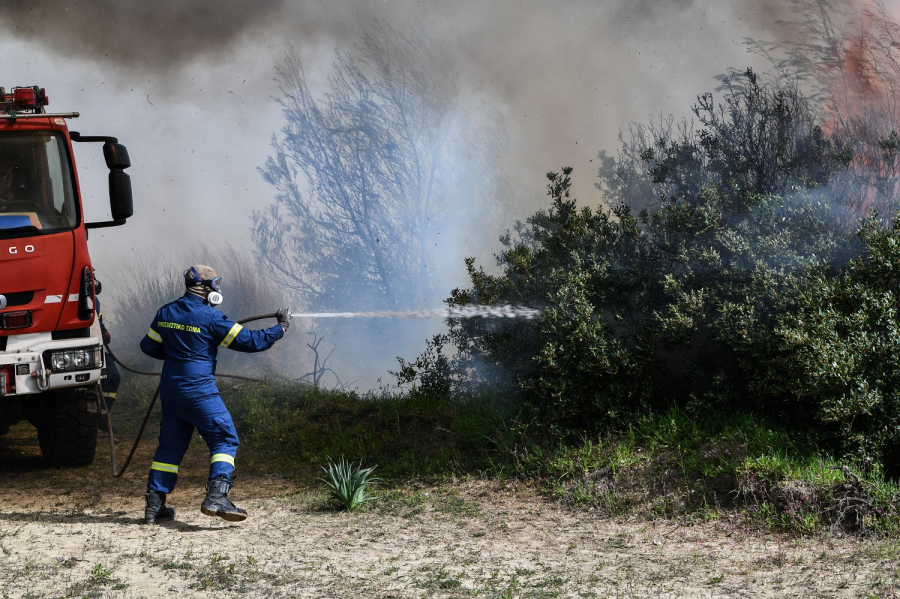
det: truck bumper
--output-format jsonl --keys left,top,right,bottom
{"left": 0, "top": 332, "right": 103, "bottom": 396}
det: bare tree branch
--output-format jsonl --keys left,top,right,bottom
{"left": 253, "top": 20, "right": 508, "bottom": 313}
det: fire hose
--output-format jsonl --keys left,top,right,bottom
{"left": 98, "top": 312, "right": 280, "bottom": 478}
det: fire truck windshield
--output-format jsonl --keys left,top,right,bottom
{"left": 0, "top": 131, "right": 77, "bottom": 238}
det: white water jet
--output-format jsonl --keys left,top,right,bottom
{"left": 291, "top": 304, "right": 541, "bottom": 320}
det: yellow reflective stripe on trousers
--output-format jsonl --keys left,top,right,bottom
{"left": 103, "top": 392, "right": 117, "bottom": 399}
{"left": 220, "top": 323, "right": 243, "bottom": 348}
{"left": 210, "top": 453, "right": 235, "bottom": 466}
{"left": 146, "top": 328, "right": 162, "bottom": 343}
{"left": 150, "top": 461, "right": 179, "bottom": 473}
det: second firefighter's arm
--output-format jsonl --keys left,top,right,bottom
{"left": 95, "top": 298, "right": 111, "bottom": 344}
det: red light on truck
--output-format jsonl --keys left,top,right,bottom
{"left": 0, "top": 85, "right": 49, "bottom": 115}
{"left": 13, "top": 87, "right": 35, "bottom": 108}
{"left": 0, "top": 311, "right": 32, "bottom": 329}
{"left": 0, "top": 365, "right": 14, "bottom": 395}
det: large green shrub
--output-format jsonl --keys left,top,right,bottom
{"left": 771, "top": 217, "right": 900, "bottom": 459}
{"left": 400, "top": 71, "right": 900, "bottom": 461}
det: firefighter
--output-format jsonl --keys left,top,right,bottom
{"left": 139, "top": 265, "right": 290, "bottom": 524}
{"left": 92, "top": 274, "right": 120, "bottom": 434}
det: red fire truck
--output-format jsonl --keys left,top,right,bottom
{"left": 0, "top": 86, "right": 133, "bottom": 466}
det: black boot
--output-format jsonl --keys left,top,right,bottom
{"left": 201, "top": 475, "right": 247, "bottom": 522}
{"left": 143, "top": 490, "right": 176, "bottom": 525}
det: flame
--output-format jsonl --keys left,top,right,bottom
{"left": 823, "top": 2, "right": 896, "bottom": 118}
{"left": 814, "top": 1, "right": 900, "bottom": 215}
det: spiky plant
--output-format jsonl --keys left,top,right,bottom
{"left": 320, "top": 456, "right": 380, "bottom": 510}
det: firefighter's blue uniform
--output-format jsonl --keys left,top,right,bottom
{"left": 139, "top": 293, "right": 284, "bottom": 494}
{"left": 96, "top": 298, "right": 120, "bottom": 411}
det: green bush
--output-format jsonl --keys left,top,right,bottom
{"left": 398, "top": 70, "right": 900, "bottom": 463}
{"left": 771, "top": 216, "right": 900, "bottom": 459}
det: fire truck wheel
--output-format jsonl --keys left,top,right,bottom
{"left": 36, "top": 387, "right": 99, "bottom": 467}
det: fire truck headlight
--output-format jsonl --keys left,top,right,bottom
{"left": 73, "top": 350, "right": 89, "bottom": 368}
{"left": 52, "top": 352, "right": 72, "bottom": 370}
{"left": 47, "top": 346, "right": 102, "bottom": 372}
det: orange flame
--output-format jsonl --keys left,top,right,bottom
{"left": 816, "top": 1, "right": 900, "bottom": 216}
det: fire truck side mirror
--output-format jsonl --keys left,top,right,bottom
{"left": 109, "top": 171, "right": 133, "bottom": 220}
{"left": 76, "top": 135, "right": 136, "bottom": 229}
{"left": 104, "top": 142, "right": 132, "bottom": 220}
{"left": 102, "top": 142, "right": 130, "bottom": 170}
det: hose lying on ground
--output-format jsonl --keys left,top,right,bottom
{"left": 100, "top": 312, "right": 280, "bottom": 478}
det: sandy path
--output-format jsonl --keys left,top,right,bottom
{"left": 1, "top": 481, "right": 899, "bottom": 598}
{"left": 1, "top": 423, "right": 899, "bottom": 598}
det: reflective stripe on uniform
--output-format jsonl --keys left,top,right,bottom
{"left": 210, "top": 453, "right": 235, "bottom": 466}
{"left": 150, "top": 461, "right": 179, "bottom": 473}
{"left": 220, "top": 323, "right": 243, "bottom": 348}
{"left": 103, "top": 392, "right": 117, "bottom": 399}
{"left": 146, "top": 328, "right": 162, "bottom": 343}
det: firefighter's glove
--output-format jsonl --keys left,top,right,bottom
{"left": 102, "top": 330, "right": 111, "bottom": 345}
{"left": 277, "top": 307, "right": 292, "bottom": 331}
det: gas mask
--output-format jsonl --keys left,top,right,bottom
{"left": 184, "top": 265, "right": 223, "bottom": 306}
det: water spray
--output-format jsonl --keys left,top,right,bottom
{"left": 100, "top": 305, "right": 539, "bottom": 478}
{"left": 291, "top": 304, "right": 542, "bottom": 320}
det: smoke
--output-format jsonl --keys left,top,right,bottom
{"left": 0, "top": 1, "right": 291, "bottom": 69}
{"left": 0, "top": 1, "right": 793, "bottom": 69}
{"left": 0, "top": 1, "right": 799, "bottom": 211}
{"left": 0, "top": 0, "right": 840, "bottom": 389}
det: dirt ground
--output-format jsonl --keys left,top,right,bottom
{"left": 2, "top": 423, "right": 900, "bottom": 598}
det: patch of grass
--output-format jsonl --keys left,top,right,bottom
{"left": 63, "top": 563, "right": 127, "bottom": 598}
{"left": 433, "top": 488, "right": 483, "bottom": 519}
{"left": 375, "top": 489, "right": 429, "bottom": 518}
{"left": 513, "top": 406, "right": 900, "bottom": 535}
{"left": 140, "top": 549, "right": 276, "bottom": 592}
{"left": 186, "top": 553, "right": 277, "bottom": 593}
{"left": 216, "top": 381, "right": 519, "bottom": 480}
{"left": 415, "top": 567, "right": 463, "bottom": 592}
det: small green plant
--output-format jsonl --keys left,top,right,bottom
{"left": 89, "top": 563, "right": 112, "bottom": 585}
{"left": 320, "top": 456, "right": 380, "bottom": 510}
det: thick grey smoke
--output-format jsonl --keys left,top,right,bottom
{"left": 0, "top": 0, "right": 825, "bottom": 388}
{"left": 0, "top": 1, "right": 291, "bottom": 68}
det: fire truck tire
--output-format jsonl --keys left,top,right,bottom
{"left": 36, "top": 387, "right": 99, "bottom": 466}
